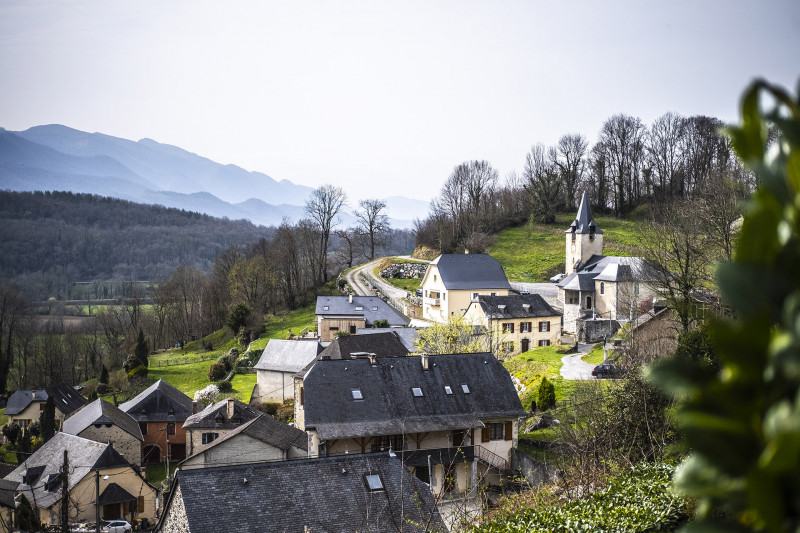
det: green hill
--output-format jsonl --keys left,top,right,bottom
{"left": 488, "top": 214, "right": 643, "bottom": 282}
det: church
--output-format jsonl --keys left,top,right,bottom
{"left": 556, "top": 192, "right": 657, "bottom": 342}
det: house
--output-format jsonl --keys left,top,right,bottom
{"left": 316, "top": 331, "right": 410, "bottom": 360}
{"left": 252, "top": 339, "right": 322, "bottom": 403}
{"left": 180, "top": 413, "right": 307, "bottom": 470}
{"left": 315, "top": 295, "right": 410, "bottom": 342}
{"left": 463, "top": 294, "right": 562, "bottom": 356}
{"left": 62, "top": 398, "right": 144, "bottom": 466}
{"left": 182, "top": 397, "right": 260, "bottom": 455}
{"left": 0, "top": 479, "right": 18, "bottom": 533}
{"left": 356, "top": 327, "right": 419, "bottom": 352}
{"left": 557, "top": 192, "right": 657, "bottom": 341}
{"left": 5, "top": 383, "right": 86, "bottom": 428}
{"left": 119, "top": 379, "right": 194, "bottom": 464}
{"left": 294, "top": 352, "right": 527, "bottom": 495}
{"left": 4, "top": 432, "right": 158, "bottom": 527}
{"left": 420, "top": 253, "right": 512, "bottom": 323}
{"left": 156, "top": 453, "right": 444, "bottom": 533}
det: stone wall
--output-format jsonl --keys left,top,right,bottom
{"left": 159, "top": 485, "right": 190, "bottom": 533}
{"left": 577, "top": 318, "right": 621, "bottom": 343}
{"left": 78, "top": 425, "right": 141, "bottom": 466}
{"left": 510, "top": 448, "right": 560, "bottom": 487}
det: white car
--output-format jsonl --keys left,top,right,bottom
{"left": 101, "top": 520, "right": 132, "bottom": 533}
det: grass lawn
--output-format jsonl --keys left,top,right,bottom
{"left": 488, "top": 214, "right": 643, "bottom": 282}
{"left": 0, "top": 408, "right": 7, "bottom": 427}
{"left": 504, "top": 345, "right": 575, "bottom": 410}
{"left": 383, "top": 277, "right": 421, "bottom": 293}
{"left": 582, "top": 343, "right": 606, "bottom": 365}
{"left": 145, "top": 462, "right": 179, "bottom": 486}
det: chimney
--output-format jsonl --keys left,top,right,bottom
{"left": 420, "top": 353, "right": 429, "bottom": 371}
{"left": 368, "top": 353, "right": 377, "bottom": 365}
{"left": 192, "top": 401, "right": 198, "bottom": 415}
{"left": 349, "top": 294, "right": 353, "bottom": 304}
{"left": 227, "top": 397, "right": 234, "bottom": 419}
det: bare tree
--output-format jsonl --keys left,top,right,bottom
{"left": 597, "top": 114, "right": 645, "bottom": 215}
{"left": 554, "top": 134, "right": 588, "bottom": 211}
{"left": 646, "top": 112, "right": 686, "bottom": 200}
{"left": 305, "top": 185, "right": 347, "bottom": 284}
{"left": 0, "top": 283, "right": 30, "bottom": 395}
{"left": 524, "top": 144, "right": 561, "bottom": 223}
{"left": 355, "top": 199, "right": 390, "bottom": 260}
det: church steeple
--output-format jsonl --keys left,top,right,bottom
{"left": 565, "top": 191, "right": 604, "bottom": 274}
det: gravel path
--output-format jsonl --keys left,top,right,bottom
{"left": 560, "top": 343, "right": 597, "bottom": 380}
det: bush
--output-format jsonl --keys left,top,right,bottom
{"left": 215, "top": 380, "right": 233, "bottom": 393}
{"left": 537, "top": 377, "right": 556, "bottom": 411}
{"left": 128, "top": 365, "right": 148, "bottom": 382}
{"left": 194, "top": 384, "right": 220, "bottom": 404}
{"left": 334, "top": 331, "right": 350, "bottom": 338}
{"left": 261, "top": 402, "right": 281, "bottom": 416}
{"left": 208, "top": 362, "right": 227, "bottom": 382}
{"left": 373, "top": 319, "right": 389, "bottom": 328}
{"left": 96, "top": 383, "right": 111, "bottom": 395}
{"left": 218, "top": 349, "right": 239, "bottom": 372}
{"left": 276, "top": 400, "right": 294, "bottom": 423}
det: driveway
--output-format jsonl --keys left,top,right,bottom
{"left": 560, "top": 343, "right": 596, "bottom": 380}
{"left": 345, "top": 258, "right": 409, "bottom": 299}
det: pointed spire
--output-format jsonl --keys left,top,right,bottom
{"left": 566, "top": 191, "right": 602, "bottom": 235}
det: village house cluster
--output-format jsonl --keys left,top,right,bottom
{"left": 0, "top": 196, "right": 655, "bottom": 532}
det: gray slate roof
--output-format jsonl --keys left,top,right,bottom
{"left": 119, "top": 379, "right": 194, "bottom": 423}
{"left": 183, "top": 398, "right": 259, "bottom": 430}
{"left": 163, "top": 453, "right": 443, "bottom": 533}
{"left": 5, "top": 389, "right": 47, "bottom": 415}
{"left": 315, "top": 296, "right": 410, "bottom": 327}
{"left": 5, "top": 383, "right": 86, "bottom": 417}
{"left": 566, "top": 191, "right": 603, "bottom": 235}
{"left": 63, "top": 398, "right": 143, "bottom": 441}
{"left": 5, "top": 432, "right": 130, "bottom": 509}
{"left": 303, "top": 352, "right": 526, "bottom": 440}
{"left": 428, "top": 253, "right": 511, "bottom": 290}
{"left": 253, "top": 339, "right": 322, "bottom": 373}
{"left": 182, "top": 413, "right": 307, "bottom": 464}
{"left": 0, "top": 479, "right": 18, "bottom": 509}
{"left": 472, "top": 294, "right": 561, "bottom": 320}
{"left": 318, "top": 332, "right": 410, "bottom": 360}
{"left": 558, "top": 255, "right": 649, "bottom": 291}
{"left": 356, "top": 327, "right": 419, "bottom": 352}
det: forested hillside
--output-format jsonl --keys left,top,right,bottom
{"left": 0, "top": 190, "right": 274, "bottom": 299}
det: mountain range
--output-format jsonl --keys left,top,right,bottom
{"left": 0, "top": 125, "right": 429, "bottom": 228}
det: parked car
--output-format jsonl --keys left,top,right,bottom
{"left": 101, "top": 520, "right": 132, "bottom": 533}
{"left": 591, "top": 363, "right": 620, "bottom": 378}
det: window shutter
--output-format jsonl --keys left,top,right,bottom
{"left": 138, "top": 496, "right": 145, "bottom": 512}
{"left": 504, "top": 421, "right": 513, "bottom": 441}
{"left": 510, "top": 323, "right": 515, "bottom": 333}
{"left": 481, "top": 426, "right": 490, "bottom": 443}
{"left": 527, "top": 322, "right": 532, "bottom": 332}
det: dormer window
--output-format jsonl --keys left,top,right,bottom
{"left": 411, "top": 387, "right": 424, "bottom": 397}
{"left": 351, "top": 389, "right": 363, "bottom": 401}
{"left": 215, "top": 413, "right": 224, "bottom": 425}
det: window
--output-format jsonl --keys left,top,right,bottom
{"left": 323, "top": 305, "right": 329, "bottom": 311}
{"left": 300, "top": 386, "right": 304, "bottom": 406}
{"left": 501, "top": 322, "right": 514, "bottom": 333}
{"left": 365, "top": 473, "right": 384, "bottom": 491}
{"left": 329, "top": 326, "right": 339, "bottom": 331}
{"left": 201, "top": 432, "right": 218, "bottom": 445}
{"left": 349, "top": 325, "right": 356, "bottom": 334}
{"left": 167, "top": 423, "right": 176, "bottom": 436}
{"left": 371, "top": 434, "right": 403, "bottom": 452}
{"left": 568, "top": 295, "right": 579, "bottom": 304}
{"left": 355, "top": 306, "right": 364, "bottom": 311}
{"left": 521, "top": 322, "right": 531, "bottom": 333}
{"left": 504, "top": 341, "right": 515, "bottom": 353}
{"left": 586, "top": 296, "right": 592, "bottom": 309}
{"left": 39, "top": 403, "right": 45, "bottom": 411}
{"left": 139, "top": 422, "right": 148, "bottom": 436}
{"left": 634, "top": 282, "right": 640, "bottom": 296}
{"left": 434, "top": 274, "right": 437, "bottom": 282}
{"left": 490, "top": 292, "right": 497, "bottom": 296}
{"left": 489, "top": 422, "right": 505, "bottom": 440}
{"left": 411, "top": 387, "right": 424, "bottom": 397}
{"left": 472, "top": 292, "right": 479, "bottom": 300}
{"left": 444, "top": 385, "right": 453, "bottom": 395}
{"left": 372, "top": 306, "right": 378, "bottom": 311}
{"left": 538, "top": 339, "right": 550, "bottom": 347}
{"left": 351, "top": 389, "right": 363, "bottom": 400}
{"left": 539, "top": 321, "right": 550, "bottom": 332}
{"left": 600, "top": 282, "right": 605, "bottom": 295}
{"left": 461, "top": 384, "right": 470, "bottom": 394}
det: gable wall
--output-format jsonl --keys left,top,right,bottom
{"left": 78, "top": 425, "right": 141, "bottom": 466}
{"left": 318, "top": 318, "right": 366, "bottom": 342}
{"left": 255, "top": 369, "right": 295, "bottom": 404}
{"left": 158, "top": 485, "right": 189, "bottom": 533}
{"left": 182, "top": 434, "right": 285, "bottom": 470}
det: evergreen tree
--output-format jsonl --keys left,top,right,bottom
{"left": 226, "top": 303, "right": 251, "bottom": 335}
{"left": 134, "top": 328, "right": 149, "bottom": 368}
{"left": 537, "top": 377, "right": 556, "bottom": 411}
{"left": 99, "top": 364, "right": 109, "bottom": 384}
{"left": 39, "top": 395, "right": 56, "bottom": 443}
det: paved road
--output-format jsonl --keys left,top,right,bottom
{"left": 345, "top": 258, "right": 409, "bottom": 299}
{"left": 560, "top": 343, "right": 597, "bottom": 380}
{"left": 510, "top": 282, "right": 560, "bottom": 308}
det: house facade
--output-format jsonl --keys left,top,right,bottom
{"left": 5, "top": 384, "right": 86, "bottom": 428}
{"left": 252, "top": 339, "right": 321, "bottom": 403}
{"left": 62, "top": 399, "right": 143, "bottom": 466}
{"left": 557, "top": 192, "right": 657, "bottom": 340}
{"left": 463, "top": 294, "right": 562, "bottom": 356}
{"left": 316, "top": 295, "right": 410, "bottom": 342}
{"left": 119, "top": 379, "right": 194, "bottom": 464}
{"left": 4, "top": 433, "right": 158, "bottom": 527}
{"left": 295, "top": 352, "right": 526, "bottom": 496}
{"left": 420, "top": 254, "right": 511, "bottom": 323}
{"left": 182, "top": 397, "right": 260, "bottom": 456}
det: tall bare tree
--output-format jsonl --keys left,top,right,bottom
{"left": 646, "top": 112, "right": 686, "bottom": 200}
{"left": 524, "top": 144, "right": 561, "bottom": 223}
{"left": 0, "top": 283, "right": 30, "bottom": 395}
{"left": 355, "top": 199, "right": 389, "bottom": 260}
{"left": 305, "top": 185, "right": 347, "bottom": 284}
{"left": 598, "top": 114, "right": 645, "bottom": 215}
{"left": 554, "top": 133, "right": 588, "bottom": 211}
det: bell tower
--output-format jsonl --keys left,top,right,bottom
{"left": 565, "top": 191, "right": 603, "bottom": 274}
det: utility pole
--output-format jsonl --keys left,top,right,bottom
{"left": 95, "top": 469, "right": 101, "bottom": 533}
{"left": 61, "top": 450, "right": 69, "bottom": 533}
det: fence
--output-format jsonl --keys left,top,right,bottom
{"left": 150, "top": 353, "right": 218, "bottom": 368}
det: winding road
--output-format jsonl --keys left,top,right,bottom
{"left": 344, "top": 258, "right": 408, "bottom": 299}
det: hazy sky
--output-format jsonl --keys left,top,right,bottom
{"left": 1, "top": 1, "right": 798, "bottom": 203}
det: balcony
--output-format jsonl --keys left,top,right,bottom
{"left": 425, "top": 297, "right": 441, "bottom": 306}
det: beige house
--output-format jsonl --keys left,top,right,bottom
{"left": 62, "top": 399, "right": 143, "bottom": 466}
{"left": 182, "top": 398, "right": 260, "bottom": 456}
{"left": 420, "top": 254, "right": 511, "bottom": 323}
{"left": 181, "top": 413, "right": 307, "bottom": 470}
{"left": 557, "top": 192, "right": 657, "bottom": 341}
{"left": 252, "top": 339, "right": 321, "bottom": 403}
{"left": 463, "top": 294, "right": 562, "bottom": 356}
{"left": 5, "top": 384, "right": 86, "bottom": 428}
{"left": 4, "top": 433, "right": 159, "bottom": 527}
{"left": 295, "top": 352, "right": 526, "bottom": 496}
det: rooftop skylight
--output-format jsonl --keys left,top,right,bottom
{"left": 412, "top": 387, "right": 424, "bottom": 397}
{"left": 351, "top": 389, "right": 363, "bottom": 400}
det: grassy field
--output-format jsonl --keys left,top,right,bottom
{"left": 488, "top": 214, "right": 643, "bottom": 282}
{"left": 582, "top": 343, "right": 606, "bottom": 365}
{"left": 383, "top": 277, "right": 421, "bottom": 293}
{"left": 503, "top": 345, "right": 576, "bottom": 411}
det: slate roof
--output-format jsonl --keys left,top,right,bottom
{"left": 471, "top": 294, "right": 561, "bottom": 320}
{"left": 566, "top": 191, "right": 603, "bottom": 235}
{"left": 427, "top": 253, "right": 511, "bottom": 290}
{"left": 0, "top": 479, "right": 18, "bottom": 509}
{"left": 99, "top": 482, "right": 136, "bottom": 504}
{"left": 315, "top": 296, "right": 410, "bottom": 327}
{"left": 183, "top": 398, "right": 259, "bottom": 430}
{"left": 5, "top": 432, "right": 130, "bottom": 509}
{"left": 558, "top": 255, "right": 650, "bottom": 292}
{"left": 303, "top": 352, "right": 526, "bottom": 440}
{"left": 119, "top": 379, "right": 194, "bottom": 423}
{"left": 182, "top": 413, "right": 307, "bottom": 464}
{"left": 5, "top": 384, "right": 86, "bottom": 417}
{"left": 356, "top": 327, "right": 419, "bottom": 352}
{"left": 63, "top": 398, "right": 143, "bottom": 441}
{"left": 253, "top": 339, "right": 322, "bottom": 373}
{"left": 318, "top": 332, "right": 410, "bottom": 360}
{"left": 161, "top": 453, "right": 443, "bottom": 533}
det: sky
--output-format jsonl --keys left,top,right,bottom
{"left": 1, "top": 0, "right": 798, "bottom": 203}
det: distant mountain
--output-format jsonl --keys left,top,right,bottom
{"left": 0, "top": 125, "right": 430, "bottom": 229}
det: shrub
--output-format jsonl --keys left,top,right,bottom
{"left": 537, "top": 377, "right": 555, "bottom": 411}
{"left": 194, "top": 384, "right": 220, "bottom": 404}
{"left": 208, "top": 362, "right": 227, "bottom": 382}
{"left": 261, "top": 402, "right": 281, "bottom": 416}
{"left": 128, "top": 365, "right": 148, "bottom": 381}
{"left": 334, "top": 331, "right": 350, "bottom": 338}
{"left": 373, "top": 319, "right": 389, "bottom": 328}
{"left": 276, "top": 400, "right": 294, "bottom": 423}
{"left": 215, "top": 380, "right": 233, "bottom": 393}
{"left": 96, "top": 383, "right": 111, "bottom": 395}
